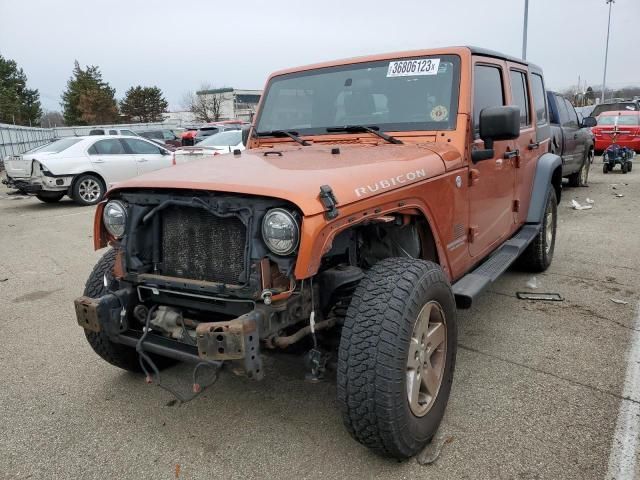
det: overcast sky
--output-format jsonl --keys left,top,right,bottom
{"left": 1, "top": 0, "right": 638, "bottom": 112}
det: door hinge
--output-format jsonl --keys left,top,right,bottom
{"left": 468, "top": 225, "right": 479, "bottom": 243}
{"left": 469, "top": 168, "right": 480, "bottom": 186}
{"left": 512, "top": 200, "right": 520, "bottom": 212}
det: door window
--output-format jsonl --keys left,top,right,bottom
{"left": 509, "top": 70, "right": 530, "bottom": 127}
{"left": 530, "top": 74, "right": 547, "bottom": 125}
{"left": 473, "top": 65, "right": 505, "bottom": 135}
{"left": 89, "top": 139, "right": 127, "bottom": 155}
{"left": 123, "top": 138, "right": 163, "bottom": 154}
{"left": 562, "top": 99, "right": 579, "bottom": 127}
{"left": 556, "top": 96, "right": 571, "bottom": 126}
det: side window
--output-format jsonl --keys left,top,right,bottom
{"left": 563, "top": 99, "right": 579, "bottom": 127}
{"left": 556, "top": 95, "right": 570, "bottom": 125}
{"left": 509, "top": 70, "right": 531, "bottom": 127}
{"left": 162, "top": 131, "right": 175, "bottom": 140}
{"left": 530, "top": 74, "right": 547, "bottom": 125}
{"left": 109, "top": 130, "right": 118, "bottom": 135}
{"left": 91, "top": 139, "right": 126, "bottom": 155}
{"left": 473, "top": 64, "right": 505, "bottom": 135}
{"left": 123, "top": 138, "right": 162, "bottom": 155}
{"left": 121, "top": 130, "right": 136, "bottom": 136}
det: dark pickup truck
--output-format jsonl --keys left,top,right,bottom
{"left": 547, "top": 91, "right": 597, "bottom": 187}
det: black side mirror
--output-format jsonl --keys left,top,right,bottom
{"left": 160, "top": 149, "right": 169, "bottom": 156}
{"left": 582, "top": 116, "right": 597, "bottom": 128}
{"left": 472, "top": 106, "right": 520, "bottom": 162}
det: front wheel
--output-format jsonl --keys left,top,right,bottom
{"left": 518, "top": 188, "right": 557, "bottom": 272}
{"left": 337, "top": 258, "right": 457, "bottom": 459}
{"left": 83, "top": 249, "right": 175, "bottom": 372}
{"left": 603, "top": 163, "right": 609, "bottom": 174}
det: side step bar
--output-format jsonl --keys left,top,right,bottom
{"left": 452, "top": 224, "right": 541, "bottom": 309}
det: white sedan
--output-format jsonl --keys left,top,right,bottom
{"left": 174, "top": 128, "right": 246, "bottom": 165}
{"left": 2, "top": 136, "right": 173, "bottom": 205}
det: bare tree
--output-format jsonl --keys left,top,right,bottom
{"left": 183, "top": 83, "right": 226, "bottom": 122}
{"left": 40, "top": 110, "right": 65, "bottom": 127}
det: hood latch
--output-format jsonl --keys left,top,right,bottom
{"left": 319, "top": 185, "right": 339, "bottom": 220}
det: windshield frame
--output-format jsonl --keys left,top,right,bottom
{"left": 254, "top": 54, "right": 461, "bottom": 137}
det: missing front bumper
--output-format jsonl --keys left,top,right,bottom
{"left": 73, "top": 292, "right": 264, "bottom": 380}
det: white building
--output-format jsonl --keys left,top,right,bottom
{"left": 195, "top": 88, "right": 262, "bottom": 121}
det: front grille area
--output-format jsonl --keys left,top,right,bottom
{"left": 161, "top": 206, "right": 247, "bottom": 284}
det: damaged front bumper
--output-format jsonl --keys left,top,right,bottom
{"left": 74, "top": 289, "right": 264, "bottom": 380}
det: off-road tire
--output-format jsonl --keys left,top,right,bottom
{"left": 518, "top": 189, "right": 557, "bottom": 272}
{"left": 603, "top": 163, "right": 609, "bottom": 174}
{"left": 72, "top": 174, "right": 104, "bottom": 206}
{"left": 568, "top": 156, "right": 590, "bottom": 187}
{"left": 622, "top": 163, "right": 629, "bottom": 174}
{"left": 83, "top": 249, "right": 174, "bottom": 372}
{"left": 36, "top": 192, "right": 65, "bottom": 203}
{"left": 337, "top": 258, "right": 457, "bottom": 459}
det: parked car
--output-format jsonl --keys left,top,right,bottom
{"left": 546, "top": 91, "right": 596, "bottom": 186}
{"left": 173, "top": 127, "right": 249, "bottom": 164}
{"left": 181, "top": 122, "right": 247, "bottom": 146}
{"left": 75, "top": 46, "right": 561, "bottom": 459}
{"left": 139, "top": 129, "right": 182, "bottom": 148}
{"left": 2, "top": 135, "right": 173, "bottom": 205}
{"left": 89, "top": 128, "right": 140, "bottom": 136}
{"left": 592, "top": 111, "right": 640, "bottom": 153}
{"left": 590, "top": 101, "right": 639, "bottom": 118}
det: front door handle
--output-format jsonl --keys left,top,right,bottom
{"left": 573, "top": 134, "right": 578, "bottom": 140}
{"left": 93, "top": 159, "right": 105, "bottom": 163}
{"left": 528, "top": 141, "right": 540, "bottom": 150}
{"left": 137, "top": 158, "right": 148, "bottom": 162}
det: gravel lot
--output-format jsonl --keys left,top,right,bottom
{"left": 1, "top": 159, "right": 638, "bottom": 479}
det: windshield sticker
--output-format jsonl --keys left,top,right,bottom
{"left": 430, "top": 105, "right": 449, "bottom": 122}
{"left": 387, "top": 58, "right": 440, "bottom": 77}
{"left": 354, "top": 169, "right": 427, "bottom": 198}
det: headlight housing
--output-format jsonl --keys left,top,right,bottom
{"left": 262, "top": 208, "right": 300, "bottom": 256}
{"left": 102, "top": 200, "right": 127, "bottom": 239}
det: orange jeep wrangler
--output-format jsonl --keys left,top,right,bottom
{"left": 75, "top": 46, "right": 561, "bottom": 458}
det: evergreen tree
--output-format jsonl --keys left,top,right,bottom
{"left": 61, "top": 61, "right": 118, "bottom": 125}
{"left": 0, "top": 53, "right": 42, "bottom": 125}
{"left": 120, "top": 86, "right": 168, "bottom": 122}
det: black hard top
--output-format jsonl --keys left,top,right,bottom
{"left": 465, "top": 46, "right": 543, "bottom": 73}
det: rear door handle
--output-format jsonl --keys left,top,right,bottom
{"left": 503, "top": 149, "right": 519, "bottom": 159}
{"left": 573, "top": 134, "right": 578, "bottom": 140}
{"left": 93, "top": 159, "right": 105, "bottom": 163}
{"left": 137, "top": 158, "right": 148, "bottom": 162}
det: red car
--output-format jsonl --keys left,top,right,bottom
{"left": 592, "top": 111, "right": 640, "bottom": 153}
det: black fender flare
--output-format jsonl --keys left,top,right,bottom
{"left": 526, "top": 153, "right": 562, "bottom": 224}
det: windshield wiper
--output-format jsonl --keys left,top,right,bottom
{"left": 256, "top": 130, "right": 310, "bottom": 146}
{"left": 326, "top": 125, "right": 403, "bottom": 144}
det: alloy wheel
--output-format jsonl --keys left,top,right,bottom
{"left": 78, "top": 179, "right": 101, "bottom": 203}
{"left": 406, "top": 301, "right": 447, "bottom": 417}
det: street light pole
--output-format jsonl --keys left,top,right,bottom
{"left": 601, "top": 0, "right": 614, "bottom": 104}
{"left": 522, "top": 0, "right": 529, "bottom": 60}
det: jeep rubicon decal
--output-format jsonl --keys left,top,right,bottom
{"left": 354, "top": 168, "right": 427, "bottom": 197}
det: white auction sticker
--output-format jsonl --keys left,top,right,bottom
{"left": 387, "top": 58, "right": 440, "bottom": 77}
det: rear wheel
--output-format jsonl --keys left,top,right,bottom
{"left": 83, "top": 249, "right": 174, "bottom": 372}
{"left": 622, "top": 163, "right": 629, "bottom": 174}
{"left": 36, "top": 191, "right": 65, "bottom": 203}
{"left": 72, "top": 174, "right": 104, "bottom": 206}
{"left": 337, "top": 258, "right": 457, "bottom": 459}
{"left": 568, "top": 154, "right": 590, "bottom": 187}
{"left": 518, "top": 189, "right": 557, "bottom": 272}
{"left": 603, "top": 163, "right": 609, "bottom": 174}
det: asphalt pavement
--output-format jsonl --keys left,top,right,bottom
{"left": 0, "top": 158, "right": 638, "bottom": 479}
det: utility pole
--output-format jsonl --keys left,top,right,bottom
{"left": 522, "top": 0, "right": 529, "bottom": 60}
{"left": 601, "top": 0, "right": 614, "bottom": 104}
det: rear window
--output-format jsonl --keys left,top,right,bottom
{"left": 89, "top": 129, "right": 105, "bottom": 135}
{"left": 591, "top": 102, "right": 638, "bottom": 117}
{"left": 530, "top": 74, "right": 547, "bottom": 125}
{"left": 198, "top": 129, "right": 242, "bottom": 147}
{"left": 597, "top": 115, "right": 639, "bottom": 126}
{"left": 33, "top": 137, "right": 83, "bottom": 154}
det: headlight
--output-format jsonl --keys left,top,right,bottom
{"left": 262, "top": 208, "right": 300, "bottom": 256}
{"left": 102, "top": 200, "right": 127, "bottom": 238}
